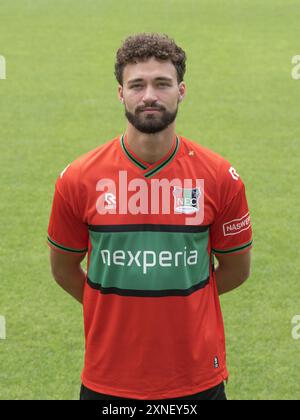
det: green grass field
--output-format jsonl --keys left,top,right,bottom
{"left": 0, "top": 0, "right": 299, "bottom": 400}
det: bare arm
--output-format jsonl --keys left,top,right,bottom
{"left": 50, "top": 248, "right": 87, "bottom": 304}
{"left": 215, "top": 250, "right": 252, "bottom": 295}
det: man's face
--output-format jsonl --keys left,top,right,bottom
{"left": 119, "top": 57, "right": 186, "bottom": 134}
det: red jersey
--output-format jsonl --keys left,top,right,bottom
{"left": 47, "top": 134, "right": 253, "bottom": 399}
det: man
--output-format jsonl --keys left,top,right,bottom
{"left": 48, "top": 33, "right": 253, "bottom": 400}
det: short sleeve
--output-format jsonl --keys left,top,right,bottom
{"left": 210, "top": 162, "right": 253, "bottom": 256}
{"left": 47, "top": 163, "right": 88, "bottom": 254}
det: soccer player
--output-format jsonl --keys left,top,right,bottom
{"left": 47, "top": 33, "right": 253, "bottom": 401}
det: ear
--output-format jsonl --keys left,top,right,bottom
{"left": 178, "top": 81, "right": 186, "bottom": 102}
{"left": 118, "top": 85, "right": 124, "bottom": 103}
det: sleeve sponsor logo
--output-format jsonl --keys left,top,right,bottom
{"left": 223, "top": 212, "right": 251, "bottom": 236}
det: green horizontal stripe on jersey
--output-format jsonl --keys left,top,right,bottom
{"left": 88, "top": 224, "right": 210, "bottom": 233}
{"left": 88, "top": 230, "right": 210, "bottom": 293}
{"left": 212, "top": 240, "right": 253, "bottom": 255}
{"left": 47, "top": 236, "right": 88, "bottom": 254}
{"left": 87, "top": 276, "right": 210, "bottom": 297}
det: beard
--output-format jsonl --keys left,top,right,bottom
{"left": 124, "top": 103, "right": 179, "bottom": 134}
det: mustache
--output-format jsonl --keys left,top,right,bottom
{"left": 136, "top": 106, "right": 165, "bottom": 113}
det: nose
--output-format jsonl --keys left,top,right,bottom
{"left": 142, "top": 86, "right": 158, "bottom": 104}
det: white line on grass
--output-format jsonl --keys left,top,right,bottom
{"left": 0, "top": 55, "right": 6, "bottom": 79}
{"left": 0, "top": 315, "right": 6, "bottom": 340}
{"left": 291, "top": 55, "right": 300, "bottom": 80}
{"left": 292, "top": 315, "right": 300, "bottom": 340}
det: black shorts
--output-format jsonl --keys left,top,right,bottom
{"left": 80, "top": 382, "right": 227, "bottom": 401}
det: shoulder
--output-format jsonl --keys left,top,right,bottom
{"left": 73, "top": 136, "right": 118, "bottom": 172}
{"left": 54, "top": 136, "right": 119, "bottom": 194}
{"left": 57, "top": 136, "right": 118, "bottom": 178}
{"left": 180, "top": 136, "right": 227, "bottom": 167}
{"left": 180, "top": 135, "right": 240, "bottom": 178}
{"left": 180, "top": 135, "right": 246, "bottom": 206}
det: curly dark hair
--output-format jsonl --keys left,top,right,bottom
{"left": 114, "top": 33, "right": 186, "bottom": 85}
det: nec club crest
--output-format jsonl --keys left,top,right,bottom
{"left": 173, "top": 187, "right": 201, "bottom": 214}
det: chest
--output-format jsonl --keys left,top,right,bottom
{"left": 80, "top": 168, "right": 218, "bottom": 227}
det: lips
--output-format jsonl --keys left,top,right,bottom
{"left": 141, "top": 108, "right": 162, "bottom": 112}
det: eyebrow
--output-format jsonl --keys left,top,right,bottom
{"left": 127, "top": 77, "right": 174, "bottom": 85}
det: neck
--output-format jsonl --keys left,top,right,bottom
{"left": 125, "top": 123, "right": 176, "bottom": 165}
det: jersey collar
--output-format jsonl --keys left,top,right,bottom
{"left": 120, "top": 134, "right": 180, "bottom": 178}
